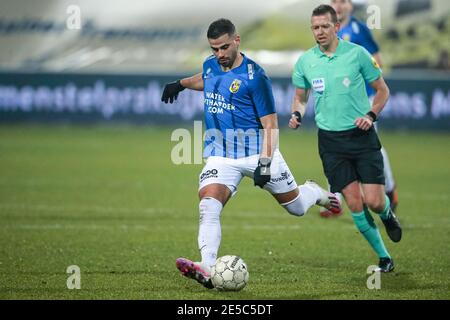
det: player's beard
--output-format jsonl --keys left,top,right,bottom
{"left": 219, "top": 50, "right": 237, "bottom": 68}
{"left": 219, "top": 58, "right": 231, "bottom": 68}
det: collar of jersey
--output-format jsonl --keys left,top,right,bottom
{"left": 214, "top": 53, "right": 247, "bottom": 73}
{"left": 314, "top": 38, "right": 344, "bottom": 59}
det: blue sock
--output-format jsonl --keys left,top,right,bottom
{"left": 378, "top": 195, "right": 391, "bottom": 220}
{"left": 352, "top": 209, "right": 390, "bottom": 259}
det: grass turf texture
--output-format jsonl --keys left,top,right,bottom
{"left": 0, "top": 125, "right": 449, "bottom": 299}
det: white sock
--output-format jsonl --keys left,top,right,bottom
{"left": 298, "top": 183, "right": 321, "bottom": 208}
{"left": 283, "top": 183, "right": 326, "bottom": 216}
{"left": 281, "top": 192, "right": 305, "bottom": 216}
{"left": 381, "top": 147, "right": 395, "bottom": 193}
{"left": 198, "top": 197, "right": 223, "bottom": 267}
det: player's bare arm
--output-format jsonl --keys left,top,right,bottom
{"left": 180, "top": 72, "right": 204, "bottom": 91}
{"left": 253, "top": 112, "right": 278, "bottom": 188}
{"left": 289, "top": 87, "right": 310, "bottom": 129}
{"left": 354, "top": 76, "right": 390, "bottom": 131}
{"left": 259, "top": 112, "right": 279, "bottom": 160}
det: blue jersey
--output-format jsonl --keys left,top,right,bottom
{"left": 202, "top": 53, "right": 276, "bottom": 159}
{"left": 338, "top": 16, "right": 380, "bottom": 96}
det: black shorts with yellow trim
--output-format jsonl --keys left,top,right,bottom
{"left": 318, "top": 127, "right": 385, "bottom": 193}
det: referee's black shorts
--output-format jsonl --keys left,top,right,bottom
{"left": 318, "top": 127, "right": 385, "bottom": 193}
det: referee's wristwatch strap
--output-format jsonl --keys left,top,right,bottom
{"left": 292, "top": 111, "right": 302, "bottom": 123}
{"left": 366, "top": 111, "right": 377, "bottom": 122}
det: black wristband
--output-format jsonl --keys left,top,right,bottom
{"left": 366, "top": 111, "right": 377, "bottom": 122}
{"left": 292, "top": 111, "right": 302, "bottom": 123}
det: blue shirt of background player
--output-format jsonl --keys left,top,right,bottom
{"left": 338, "top": 16, "right": 380, "bottom": 97}
{"left": 202, "top": 53, "right": 276, "bottom": 159}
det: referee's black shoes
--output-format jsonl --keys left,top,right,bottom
{"left": 378, "top": 257, "right": 395, "bottom": 273}
{"left": 382, "top": 210, "right": 402, "bottom": 243}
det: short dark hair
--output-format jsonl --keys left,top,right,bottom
{"left": 207, "top": 18, "right": 236, "bottom": 39}
{"left": 312, "top": 4, "right": 338, "bottom": 24}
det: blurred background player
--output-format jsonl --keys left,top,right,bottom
{"left": 317, "top": 0, "right": 399, "bottom": 218}
{"left": 161, "top": 18, "right": 341, "bottom": 289}
{"left": 289, "top": 5, "right": 402, "bottom": 272}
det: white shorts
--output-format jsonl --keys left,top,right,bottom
{"left": 198, "top": 150, "right": 298, "bottom": 196}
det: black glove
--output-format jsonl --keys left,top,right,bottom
{"left": 253, "top": 158, "right": 272, "bottom": 188}
{"left": 161, "top": 80, "right": 185, "bottom": 103}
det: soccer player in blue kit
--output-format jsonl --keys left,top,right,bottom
{"left": 316, "top": 0, "right": 398, "bottom": 218}
{"left": 161, "top": 18, "right": 341, "bottom": 289}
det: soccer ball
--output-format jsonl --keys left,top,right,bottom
{"left": 210, "top": 255, "right": 249, "bottom": 291}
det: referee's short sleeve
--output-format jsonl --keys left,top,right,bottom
{"left": 358, "top": 46, "right": 382, "bottom": 83}
{"left": 292, "top": 58, "right": 311, "bottom": 89}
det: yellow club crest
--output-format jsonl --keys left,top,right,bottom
{"left": 372, "top": 57, "right": 380, "bottom": 69}
{"left": 229, "top": 79, "right": 242, "bottom": 93}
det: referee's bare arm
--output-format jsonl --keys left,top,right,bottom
{"left": 289, "top": 88, "right": 310, "bottom": 129}
{"left": 354, "top": 76, "right": 390, "bottom": 130}
{"left": 369, "top": 76, "right": 390, "bottom": 116}
{"left": 180, "top": 73, "right": 204, "bottom": 91}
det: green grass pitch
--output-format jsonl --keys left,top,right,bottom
{"left": 0, "top": 124, "right": 449, "bottom": 299}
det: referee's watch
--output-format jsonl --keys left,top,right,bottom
{"left": 292, "top": 111, "right": 302, "bottom": 123}
{"left": 366, "top": 111, "right": 378, "bottom": 122}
